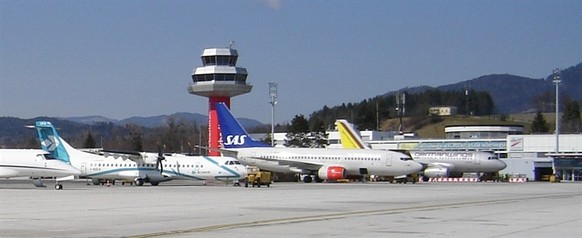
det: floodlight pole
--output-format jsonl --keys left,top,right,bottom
{"left": 553, "top": 68, "right": 561, "bottom": 177}
{"left": 553, "top": 69, "right": 561, "bottom": 153}
{"left": 269, "top": 82, "right": 278, "bottom": 146}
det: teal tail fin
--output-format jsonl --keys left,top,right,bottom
{"left": 35, "top": 121, "right": 71, "bottom": 163}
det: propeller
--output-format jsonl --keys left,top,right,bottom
{"left": 156, "top": 145, "right": 166, "bottom": 174}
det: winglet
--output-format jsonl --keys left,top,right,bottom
{"left": 335, "top": 119, "right": 370, "bottom": 149}
{"left": 215, "top": 103, "right": 271, "bottom": 148}
{"left": 35, "top": 121, "right": 71, "bottom": 163}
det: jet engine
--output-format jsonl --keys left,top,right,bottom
{"left": 317, "top": 165, "right": 346, "bottom": 180}
{"left": 424, "top": 167, "right": 464, "bottom": 178}
{"left": 423, "top": 167, "right": 448, "bottom": 178}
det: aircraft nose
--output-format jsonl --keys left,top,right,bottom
{"left": 238, "top": 166, "right": 248, "bottom": 178}
{"left": 497, "top": 160, "right": 507, "bottom": 170}
{"left": 411, "top": 161, "right": 423, "bottom": 172}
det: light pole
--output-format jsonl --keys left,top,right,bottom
{"left": 553, "top": 69, "right": 561, "bottom": 153}
{"left": 553, "top": 68, "right": 561, "bottom": 178}
{"left": 269, "top": 82, "right": 278, "bottom": 146}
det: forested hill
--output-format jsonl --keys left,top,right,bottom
{"left": 309, "top": 90, "right": 494, "bottom": 131}
{"left": 419, "top": 62, "right": 581, "bottom": 113}
{"left": 308, "top": 62, "right": 581, "bottom": 130}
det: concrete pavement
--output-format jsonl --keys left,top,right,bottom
{"left": 1, "top": 180, "right": 581, "bottom": 238}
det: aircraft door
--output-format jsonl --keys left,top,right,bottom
{"left": 386, "top": 156, "right": 392, "bottom": 166}
{"left": 81, "top": 162, "right": 86, "bottom": 174}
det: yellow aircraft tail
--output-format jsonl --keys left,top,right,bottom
{"left": 335, "top": 119, "right": 370, "bottom": 149}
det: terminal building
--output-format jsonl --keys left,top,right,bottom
{"left": 262, "top": 124, "right": 582, "bottom": 182}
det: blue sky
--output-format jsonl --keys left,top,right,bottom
{"left": 1, "top": 0, "right": 581, "bottom": 124}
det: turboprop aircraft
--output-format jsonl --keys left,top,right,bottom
{"left": 35, "top": 121, "right": 246, "bottom": 186}
{"left": 214, "top": 103, "right": 423, "bottom": 183}
{"left": 0, "top": 149, "right": 80, "bottom": 189}
{"left": 335, "top": 119, "right": 507, "bottom": 179}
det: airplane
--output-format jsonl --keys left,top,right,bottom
{"left": 35, "top": 121, "right": 247, "bottom": 186}
{"left": 0, "top": 149, "right": 81, "bottom": 189}
{"left": 335, "top": 119, "right": 507, "bottom": 180}
{"left": 214, "top": 103, "right": 423, "bottom": 183}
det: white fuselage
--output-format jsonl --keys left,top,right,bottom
{"left": 0, "top": 149, "right": 80, "bottom": 178}
{"left": 410, "top": 151, "right": 507, "bottom": 173}
{"left": 230, "top": 147, "right": 423, "bottom": 177}
{"left": 78, "top": 152, "right": 247, "bottom": 182}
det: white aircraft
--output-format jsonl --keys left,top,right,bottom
{"left": 35, "top": 121, "right": 247, "bottom": 186}
{"left": 0, "top": 149, "right": 80, "bottom": 189}
{"left": 335, "top": 119, "right": 507, "bottom": 180}
{"left": 214, "top": 103, "right": 423, "bottom": 183}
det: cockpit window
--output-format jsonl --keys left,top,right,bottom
{"left": 400, "top": 157, "right": 413, "bottom": 161}
{"left": 226, "top": 160, "right": 242, "bottom": 165}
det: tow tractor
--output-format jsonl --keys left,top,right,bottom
{"left": 245, "top": 166, "right": 272, "bottom": 187}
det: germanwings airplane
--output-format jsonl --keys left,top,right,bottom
{"left": 0, "top": 149, "right": 80, "bottom": 189}
{"left": 35, "top": 121, "right": 246, "bottom": 186}
{"left": 215, "top": 103, "right": 423, "bottom": 183}
{"left": 335, "top": 119, "right": 507, "bottom": 179}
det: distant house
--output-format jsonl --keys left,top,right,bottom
{"left": 429, "top": 106, "right": 458, "bottom": 116}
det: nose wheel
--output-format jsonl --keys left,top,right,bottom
{"left": 55, "top": 184, "right": 63, "bottom": 190}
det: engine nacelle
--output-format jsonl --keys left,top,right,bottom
{"left": 423, "top": 167, "right": 449, "bottom": 178}
{"left": 317, "top": 165, "right": 346, "bottom": 180}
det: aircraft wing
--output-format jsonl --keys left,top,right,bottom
{"left": 197, "top": 146, "right": 240, "bottom": 158}
{"left": 247, "top": 156, "right": 323, "bottom": 172}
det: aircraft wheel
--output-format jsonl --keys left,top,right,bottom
{"left": 135, "top": 179, "right": 145, "bottom": 186}
{"left": 55, "top": 184, "right": 63, "bottom": 190}
{"left": 150, "top": 182, "right": 159, "bottom": 186}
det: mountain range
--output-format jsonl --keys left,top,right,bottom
{"left": 1, "top": 62, "right": 581, "bottom": 144}
{"left": 387, "top": 62, "right": 582, "bottom": 113}
{"left": 58, "top": 61, "right": 582, "bottom": 128}
{"left": 60, "top": 112, "right": 264, "bottom": 129}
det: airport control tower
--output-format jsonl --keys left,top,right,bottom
{"left": 188, "top": 46, "right": 252, "bottom": 155}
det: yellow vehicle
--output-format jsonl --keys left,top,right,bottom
{"left": 245, "top": 167, "right": 272, "bottom": 187}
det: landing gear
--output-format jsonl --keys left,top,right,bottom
{"left": 150, "top": 181, "right": 159, "bottom": 186}
{"left": 55, "top": 183, "right": 63, "bottom": 190}
{"left": 135, "top": 178, "right": 145, "bottom": 186}
{"left": 303, "top": 175, "right": 313, "bottom": 183}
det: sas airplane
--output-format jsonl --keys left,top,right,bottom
{"left": 35, "top": 121, "right": 246, "bottom": 186}
{"left": 215, "top": 103, "right": 423, "bottom": 183}
{"left": 335, "top": 119, "right": 507, "bottom": 179}
{"left": 0, "top": 149, "right": 80, "bottom": 189}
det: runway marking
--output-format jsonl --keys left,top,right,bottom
{"left": 127, "top": 192, "right": 581, "bottom": 238}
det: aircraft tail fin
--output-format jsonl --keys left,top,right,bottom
{"left": 215, "top": 103, "right": 271, "bottom": 148}
{"left": 35, "top": 121, "right": 72, "bottom": 163}
{"left": 335, "top": 119, "right": 370, "bottom": 149}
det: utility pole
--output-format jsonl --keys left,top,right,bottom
{"left": 553, "top": 69, "right": 561, "bottom": 154}
{"left": 552, "top": 69, "right": 561, "bottom": 178}
{"left": 395, "top": 93, "right": 405, "bottom": 133}
{"left": 465, "top": 86, "right": 470, "bottom": 116}
{"left": 269, "top": 82, "right": 278, "bottom": 146}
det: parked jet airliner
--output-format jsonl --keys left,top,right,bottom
{"left": 35, "top": 121, "right": 246, "bottom": 186}
{"left": 335, "top": 119, "right": 507, "bottom": 179}
{"left": 0, "top": 149, "right": 80, "bottom": 189}
{"left": 215, "top": 103, "right": 423, "bottom": 183}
